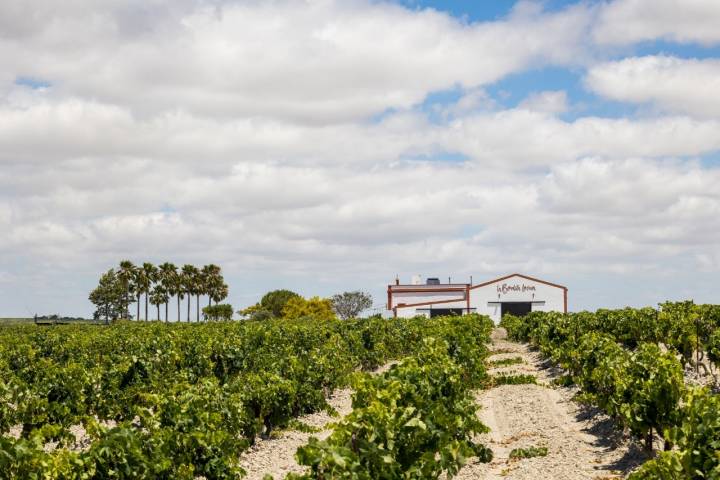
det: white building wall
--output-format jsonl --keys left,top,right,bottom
{"left": 395, "top": 300, "right": 468, "bottom": 318}
{"left": 388, "top": 275, "right": 566, "bottom": 322}
{"left": 390, "top": 288, "right": 467, "bottom": 318}
{"left": 470, "top": 275, "right": 566, "bottom": 324}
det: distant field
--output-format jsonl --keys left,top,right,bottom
{"left": 0, "top": 317, "right": 34, "bottom": 324}
{"left": 0, "top": 317, "right": 95, "bottom": 325}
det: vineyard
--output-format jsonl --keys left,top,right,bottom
{"left": 0, "top": 315, "right": 494, "bottom": 479}
{"left": 4, "top": 303, "right": 720, "bottom": 479}
{"left": 501, "top": 301, "right": 720, "bottom": 479}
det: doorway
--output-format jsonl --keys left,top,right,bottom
{"left": 501, "top": 302, "right": 532, "bottom": 317}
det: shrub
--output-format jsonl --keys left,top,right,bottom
{"left": 202, "top": 304, "right": 233, "bottom": 321}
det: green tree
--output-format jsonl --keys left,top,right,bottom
{"left": 202, "top": 264, "right": 228, "bottom": 309}
{"left": 261, "top": 289, "right": 300, "bottom": 317}
{"left": 149, "top": 283, "right": 168, "bottom": 322}
{"left": 175, "top": 279, "right": 185, "bottom": 323}
{"left": 240, "top": 289, "right": 300, "bottom": 319}
{"left": 331, "top": 291, "right": 373, "bottom": 320}
{"left": 181, "top": 265, "right": 199, "bottom": 322}
{"left": 202, "top": 304, "right": 233, "bottom": 321}
{"left": 89, "top": 269, "right": 126, "bottom": 322}
{"left": 158, "top": 262, "right": 177, "bottom": 323}
{"left": 140, "top": 263, "right": 158, "bottom": 322}
{"left": 117, "top": 260, "right": 137, "bottom": 319}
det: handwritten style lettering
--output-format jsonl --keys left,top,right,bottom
{"left": 496, "top": 283, "right": 537, "bottom": 295}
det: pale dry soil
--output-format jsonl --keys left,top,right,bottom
{"left": 455, "top": 328, "right": 646, "bottom": 480}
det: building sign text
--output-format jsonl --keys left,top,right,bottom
{"left": 497, "top": 283, "right": 536, "bottom": 295}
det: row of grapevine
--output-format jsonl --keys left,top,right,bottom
{"left": 501, "top": 305, "right": 720, "bottom": 479}
{"left": 0, "top": 314, "right": 494, "bottom": 479}
{"left": 288, "top": 319, "right": 495, "bottom": 479}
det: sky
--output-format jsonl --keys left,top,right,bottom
{"left": 2, "top": 0, "right": 720, "bottom": 317}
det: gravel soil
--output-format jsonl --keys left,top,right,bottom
{"left": 454, "top": 328, "right": 647, "bottom": 479}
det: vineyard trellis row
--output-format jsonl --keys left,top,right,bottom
{"left": 500, "top": 301, "right": 720, "bottom": 479}
{"left": 0, "top": 314, "right": 494, "bottom": 479}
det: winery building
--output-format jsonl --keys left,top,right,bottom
{"left": 387, "top": 273, "right": 567, "bottom": 323}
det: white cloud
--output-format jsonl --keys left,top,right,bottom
{"left": 518, "top": 90, "right": 568, "bottom": 114}
{"left": 594, "top": 0, "right": 720, "bottom": 46}
{"left": 585, "top": 56, "right": 720, "bottom": 118}
{"left": 0, "top": 0, "right": 593, "bottom": 123}
{"left": 1, "top": 0, "right": 720, "bottom": 316}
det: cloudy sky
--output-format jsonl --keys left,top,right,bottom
{"left": 2, "top": 0, "right": 720, "bottom": 317}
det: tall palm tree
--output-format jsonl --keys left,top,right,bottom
{"left": 203, "top": 265, "right": 228, "bottom": 318}
{"left": 132, "top": 265, "right": 146, "bottom": 321}
{"left": 158, "top": 262, "right": 177, "bottom": 323}
{"left": 176, "top": 281, "right": 185, "bottom": 323}
{"left": 149, "top": 284, "right": 167, "bottom": 321}
{"left": 211, "top": 282, "right": 229, "bottom": 307}
{"left": 181, "top": 264, "right": 198, "bottom": 322}
{"left": 202, "top": 264, "right": 222, "bottom": 309}
{"left": 141, "top": 262, "right": 158, "bottom": 321}
{"left": 117, "top": 260, "right": 136, "bottom": 319}
{"left": 195, "top": 267, "right": 205, "bottom": 322}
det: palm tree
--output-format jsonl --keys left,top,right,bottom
{"left": 181, "top": 264, "right": 198, "bottom": 322}
{"left": 202, "top": 264, "right": 222, "bottom": 309}
{"left": 203, "top": 265, "right": 228, "bottom": 313}
{"left": 149, "top": 284, "right": 167, "bottom": 321}
{"left": 211, "top": 282, "right": 229, "bottom": 306}
{"left": 132, "top": 265, "right": 146, "bottom": 321}
{"left": 141, "top": 262, "right": 158, "bottom": 321}
{"left": 158, "top": 262, "right": 177, "bottom": 323}
{"left": 194, "top": 267, "right": 205, "bottom": 322}
{"left": 200, "top": 265, "right": 217, "bottom": 319}
{"left": 176, "top": 282, "right": 185, "bottom": 323}
{"left": 117, "top": 260, "right": 136, "bottom": 319}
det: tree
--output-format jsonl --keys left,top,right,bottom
{"left": 119, "top": 260, "right": 144, "bottom": 321}
{"left": 89, "top": 269, "right": 126, "bottom": 322}
{"left": 282, "top": 296, "right": 336, "bottom": 320}
{"left": 331, "top": 291, "right": 373, "bottom": 320}
{"left": 238, "top": 303, "right": 273, "bottom": 321}
{"left": 181, "top": 264, "right": 199, "bottom": 322}
{"left": 239, "top": 289, "right": 299, "bottom": 320}
{"left": 202, "top": 304, "right": 234, "bottom": 321}
{"left": 158, "top": 262, "right": 177, "bottom": 322}
{"left": 202, "top": 264, "right": 228, "bottom": 309}
{"left": 194, "top": 267, "right": 204, "bottom": 322}
{"left": 149, "top": 283, "right": 168, "bottom": 321}
{"left": 140, "top": 263, "right": 158, "bottom": 322}
{"left": 265, "top": 290, "right": 301, "bottom": 316}
{"left": 212, "top": 282, "right": 229, "bottom": 305}
{"left": 117, "top": 260, "right": 137, "bottom": 319}
{"left": 175, "top": 279, "right": 185, "bottom": 323}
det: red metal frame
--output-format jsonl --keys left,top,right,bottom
{"left": 469, "top": 273, "right": 567, "bottom": 291}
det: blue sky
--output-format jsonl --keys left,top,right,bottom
{"left": 398, "top": 0, "right": 581, "bottom": 20}
{"left": 1, "top": 0, "right": 720, "bottom": 318}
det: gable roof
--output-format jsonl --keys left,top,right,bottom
{"left": 469, "top": 273, "right": 567, "bottom": 291}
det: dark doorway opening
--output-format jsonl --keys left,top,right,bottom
{"left": 501, "top": 302, "right": 532, "bottom": 317}
{"left": 429, "top": 308, "right": 464, "bottom": 318}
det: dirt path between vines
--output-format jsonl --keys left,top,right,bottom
{"left": 455, "top": 328, "right": 646, "bottom": 480}
{"left": 239, "top": 363, "right": 395, "bottom": 480}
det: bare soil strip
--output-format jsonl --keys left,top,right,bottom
{"left": 455, "top": 328, "right": 646, "bottom": 479}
